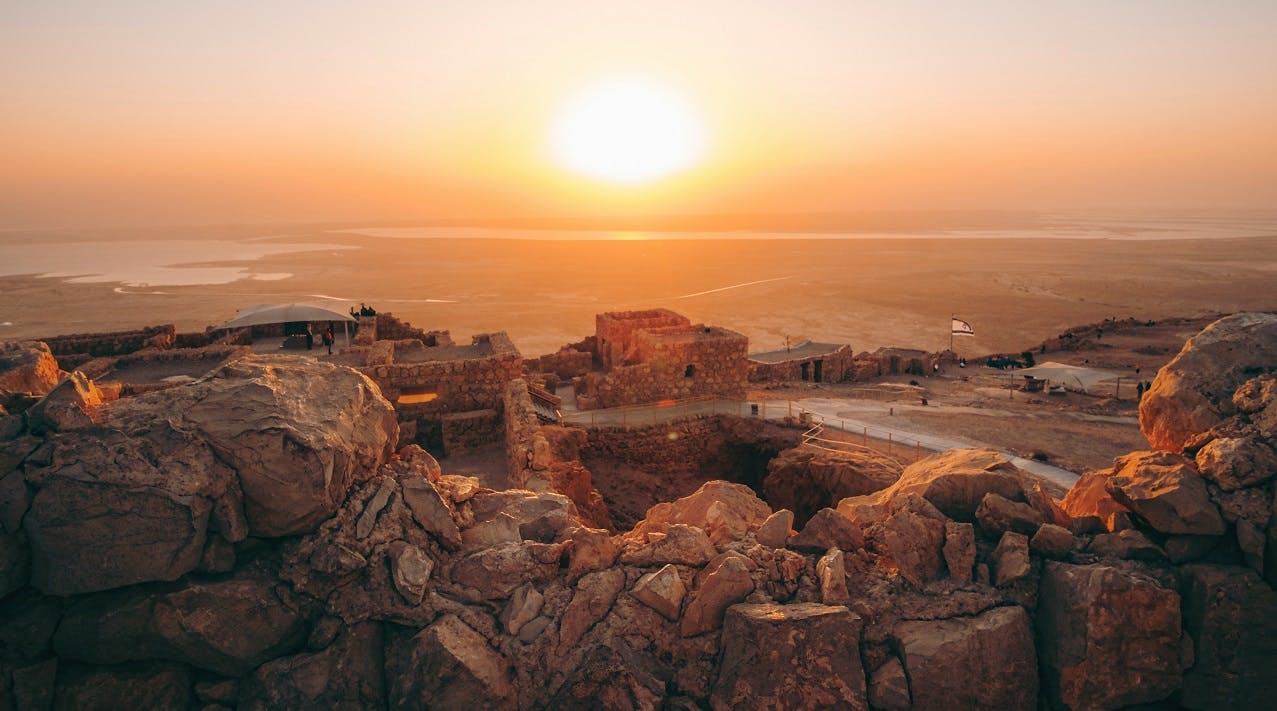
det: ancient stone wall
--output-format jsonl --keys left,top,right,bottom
{"left": 504, "top": 379, "right": 546, "bottom": 489}
{"left": 440, "top": 409, "right": 501, "bottom": 457}
{"left": 748, "top": 345, "right": 856, "bottom": 384}
{"left": 524, "top": 348, "right": 593, "bottom": 379}
{"left": 361, "top": 333, "right": 523, "bottom": 421}
{"left": 41, "top": 325, "right": 176, "bottom": 359}
{"left": 375, "top": 313, "right": 452, "bottom": 346}
{"left": 596, "top": 309, "right": 689, "bottom": 369}
{"left": 848, "top": 349, "right": 944, "bottom": 380}
{"left": 575, "top": 325, "right": 748, "bottom": 410}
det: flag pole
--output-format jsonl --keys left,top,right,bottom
{"left": 949, "top": 314, "right": 954, "bottom": 353}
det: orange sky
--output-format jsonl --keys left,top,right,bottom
{"left": 2, "top": 1, "right": 1276, "bottom": 228}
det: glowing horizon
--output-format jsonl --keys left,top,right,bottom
{"left": 2, "top": 1, "right": 1275, "bottom": 228}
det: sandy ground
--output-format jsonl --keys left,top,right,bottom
{"left": 1, "top": 228, "right": 1275, "bottom": 358}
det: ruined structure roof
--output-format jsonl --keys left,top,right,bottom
{"left": 749, "top": 341, "right": 845, "bottom": 363}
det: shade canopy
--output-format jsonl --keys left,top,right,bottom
{"left": 221, "top": 303, "right": 355, "bottom": 329}
{"left": 1017, "top": 361, "right": 1120, "bottom": 391}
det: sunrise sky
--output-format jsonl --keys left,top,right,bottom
{"left": 3, "top": 1, "right": 1276, "bottom": 228}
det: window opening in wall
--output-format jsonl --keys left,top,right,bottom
{"left": 684, "top": 364, "right": 696, "bottom": 378}
{"left": 801, "top": 362, "right": 810, "bottom": 381}
{"left": 397, "top": 386, "right": 439, "bottom": 405}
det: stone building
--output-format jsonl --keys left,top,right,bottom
{"left": 748, "top": 341, "right": 855, "bottom": 384}
{"left": 352, "top": 332, "right": 523, "bottom": 454}
{"left": 575, "top": 310, "right": 749, "bottom": 410}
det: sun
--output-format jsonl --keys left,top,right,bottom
{"left": 551, "top": 77, "right": 705, "bottom": 184}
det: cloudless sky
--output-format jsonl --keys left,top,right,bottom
{"left": 3, "top": 1, "right": 1276, "bottom": 227}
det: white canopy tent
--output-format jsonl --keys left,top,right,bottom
{"left": 1016, "top": 361, "right": 1121, "bottom": 393}
{"left": 221, "top": 303, "right": 356, "bottom": 348}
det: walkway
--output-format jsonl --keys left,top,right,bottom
{"left": 559, "top": 394, "right": 1081, "bottom": 490}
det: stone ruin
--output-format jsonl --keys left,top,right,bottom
{"left": 0, "top": 314, "right": 1273, "bottom": 708}
{"left": 572, "top": 309, "right": 750, "bottom": 410}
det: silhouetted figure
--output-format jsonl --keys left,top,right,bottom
{"left": 305, "top": 325, "right": 314, "bottom": 351}
{"left": 322, "top": 325, "right": 334, "bottom": 355}
{"left": 1136, "top": 381, "right": 1145, "bottom": 399}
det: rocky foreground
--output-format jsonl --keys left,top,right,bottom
{"left": 1, "top": 315, "right": 1276, "bottom": 709}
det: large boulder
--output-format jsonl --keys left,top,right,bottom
{"left": 25, "top": 371, "right": 105, "bottom": 433}
{"left": 53, "top": 576, "right": 309, "bottom": 676}
{"left": 1037, "top": 562, "right": 1183, "bottom": 709}
{"left": 52, "top": 661, "right": 193, "bottom": 710}
{"left": 182, "top": 357, "right": 398, "bottom": 536}
{"left": 893, "top": 606, "right": 1038, "bottom": 711}
{"left": 629, "top": 480, "right": 771, "bottom": 545}
{"left": 0, "top": 341, "right": 63, "bottom": 396}
{"left": 1106, "top": 451, "right": 1225, "bottom": 536}
{"left": 22, "top": 356, "right": 397, "bottom": 595}
{"left": 1194, "top": 436, "right": 1277, "bottom": 491}
{"left": 867, "top": 505, "right": 946, "bottom": 587}
{"left": 1179, "top": 564, "right": 1277, "bottom": 710}
{"left": 680, "top": 552, "right": 755, "bottom": 637}
{"left": 712, "top": 603, "right": 868, "bottom": 711}
{"left": 1140, "top": 312, "right": 1277, "bottom": 452}
{"left": 839, "top": 449, "right": 1026, "bottom": 523}
{"left": 763, "top": 446, "right": 900, "bottom": 524}
{"left": 1058, "top": 469, "right": 1132, "bottom": 533}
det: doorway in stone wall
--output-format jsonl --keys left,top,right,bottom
{"left": 814, "top": 359, "right": 823, "bottom": 383}
{"left": 801, "top": 362, "right": 810, "bottom": 381}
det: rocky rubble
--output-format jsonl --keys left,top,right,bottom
{"left": 0, "top": 313, "right": 1274, "bottom": 709}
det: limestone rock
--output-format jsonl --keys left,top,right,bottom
{"left": 1195, "top": 436, "right": 1277, "bottom": 491}
{"left": 25, "top": 474, "right": 212, "bottom": 595}
{"left": 53, "top": 576, "right": 308, "bottom": 677}
{"left": 1037, "top": 562, "right": 1183, "bottom": 709}
{"left": 0, "top": 530, "right": 29, "bottom": 598}
{"left": 25, "top": 371, "right": 103, "bottom": 433}
{"left": 548, "top": 643, "right": 664, "bottom": 710}
{"left": 816, "top": 548, "right": 851, "bottom": 605}
{"left": 388, "top": 541, "right": 433, "bottom": 605}
{"left": 52, "top": 661, "right": 193, "bottom": 710}
{"left": 943, "top": 520, "right": 976, "bottom": 582}
{"left": 449, "top": 542, "right": 564, "bottom": 600}
{"left": 839, "top": 448, "right": 1026, "bottom": 522}
{"left": 566, "top": 525, "right": 618, "bottom": 580}
{"left": 754, "top": 509, "right": 795, "bottom": 548}
{"left": 869, "top": 507, "right": 945, "bottom": 587}
{"left": 975, "top": 492, "right": 1044, "bottom": 536}
{"left": 1023, "top": 481, "right": 1071, "bottom": 528}
{"left": 471, "top": 489, "right": 579, "bottom": 542}
{"left": 557, "top": 568, "right": 625, "bottom": 653}
{"left": 1088, "top": 529, "right": 1166, "bottom": 561}
{"left": 894, "top": 606, "right": 1038, "bottom": 711}
{"left": 182, "top": 357, "right": 398, "bottom": 537}
{"left": 712, "top": 603, "right": 867, "bottom": 711}
{"left": 681, "top": 552, "right": 755, "bottom": 637}
{"left": 461, "top": 512, "right": 522, "bottom": 550}
{"left": 630, "top": 480, "right": 772, "bottom": 545}
{"left": 1179, "top": 564, "right": 1277, "bottom": 709}
{"left": 1140, "top": 312, "right": 1277, "bottom": 451}
{"left": 867, "top": 657, "right": 910, "bottom": 711}
{"left": 619, "top": 523, "right": 717, "bottom": 567}
{"left": 1106, "top": 451, "right": 1225, "bottom": 535}
{"left": 631, "top": 564, "right": 687, "bottom": 621}
{"left": 763, "top": 445, "right": 901, "bottom": 524}
{"left": 1029, "top": 523, "right": 1075, "bottom": 558}
{"left": 992, "top": 531, "right": 1031, "bottom": 587}
{"left": 238, "top": 622, "right": 384, "bottom": 711}
{"left": 788, "top": 508, "right": 864, "bottom": 553}
{"left": 354, "top": 477, "right": 395, "bottom": 539}
{"left": 401, "top": 478, "right": 461, "bottom": 550}
{"left": 500, "top": 584, "right": 545, "bottom": 635}
{"left": 388, "top": 614, "right": 515, "bottom": 710}
{"left": 1060, "top": 469, "right": 1133, "bottom": 535}
{"left": 0, "top": 340, "right": 63, "bottom": 396}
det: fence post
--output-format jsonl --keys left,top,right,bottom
{"left": 888, "top": 432, "right": 893, "bottom": 455}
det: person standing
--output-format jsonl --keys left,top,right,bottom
{"left": 322, "top": 325, "right": 334, "bottom": 355}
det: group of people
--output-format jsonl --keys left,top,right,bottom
{"left": 351, "top": 303, "right": 377, "bottom": 318}
{"left": 301, "top": 324, "right": 336, "bottom": 354}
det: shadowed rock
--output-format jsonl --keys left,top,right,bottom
{"left": 1106, "top": 451, "right": 1224, "bottom": 535}
{"left": 713, "top": 603, "right": 867, "bottom": 711}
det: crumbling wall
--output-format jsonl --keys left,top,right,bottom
{"left": 40, "top": 325, "right": 176, "bottom": 360}
{"left": 362, "top": 333, "right": 523, "bottom": 419}
{"left": 524, "top": 348, "right": 593, "bottom": 379}
{"left": 504, "top": 379, "right": 547, "bottom": 489}
{"left": 440, "top": 409, "right": 501, "bottom": 457}
{"left": 374, "top": 313, "right": 451, "bottom": 346}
